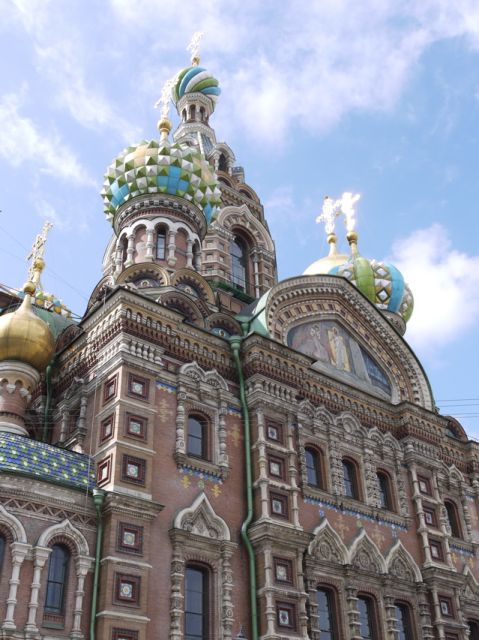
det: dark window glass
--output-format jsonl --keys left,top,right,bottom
{"left": 357, "top": 597, "right": 375, "bottom": 640}
{"left": 317, "top": 588, "right": 337, "bottom": 639}
{"left": 444, "top": 501, "right": 461, "bottom": 538}
{"left": 343, "top": 460, "right": 358, "bottom": 499}
{"left": 156, "top": 230, "right": 166, "bottom": 259}
{"left": 45, "top": 545, "right": 69, "bottom": 614}
{"left": 230, "top": 237, "right": 247, "bottom": 291}
{"left": 395, "top": 603, "right": 414, "bottom": 640}
{"left": 218, "top": 154, "right": 227, "bottom": 172}
{"left": 377, "top": 472, "right": 392, "bottom": 510}
{"left": 187, "top": 416, "right": 207, "bottom": 459}
{"left": 305, "top": 448, "right": 321, "bottom": 487}
{"left": 469, "top": 621, "right": 479, "bottom": 640}
{"left": 185, "top": 566, "right": 208, "bottom": 640}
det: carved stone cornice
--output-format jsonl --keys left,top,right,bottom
{"left": 103, "top": 491, "right": 164, "bottom": 520}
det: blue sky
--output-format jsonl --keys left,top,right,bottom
{"left": 1, "top": 0, "right": 479, "bottom": 437}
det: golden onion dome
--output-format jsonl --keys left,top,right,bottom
{"left": 303, "top": 233, "right": 349, "bottom": 275}
{"left": 0, "top": 286, "right": 55, "bottom": 371}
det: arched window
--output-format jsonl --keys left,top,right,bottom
{"left": 199, "top": 107, "right": 205, "bottom": 122}
{"left": 342, "top": 459, "right": 359, "bottom": 500}
{"left": 187, "top": 415, "right": 208, "bottom": 459}
{"left": 357, "top": 596, "right": 377, "bottom": 640}
{"left": 156, "top": 228, "right": 167, "bottom": 259}
{"left": 182, "top": 108, "right": 187, "bottom": 122}
{"left": 394, "top": 603, "right": 414, "bottom": 640}
{"left": 185, "top": 565, "right": 209, "bottom": 640}
{"left": 230, "top": 236, "right": 248, "bottom": 292}
{"left": 190, "top": 105, "right": 196, "bottom": 121}
{"left": 44, "top": 544, "right": 70, "bottom": 614}
{"left": 317, "top": 587, "right": 338, "bottom": 639}
{"left": 218, "top": 153, "right": 227, "bottom": 172}
{"left": 469, "top": 621, "right": 479, "bottom": 640}
{"left": 444, "top": 500, "right": 462, "bottom": 538}
{"left": 305, "top": 447, "right": 322, "bottom": 488}
{"left": 377, "top": 471, "right": 393, "bottom": 510}
{"left": 120, "top": 235, "right": 128, "bottom": 264}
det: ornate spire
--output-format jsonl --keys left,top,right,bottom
{"left": 154, "top": 77, "right": 176, "bottom": 141}
{"left": 315, "top": 196, "right": 341, "bottom": 256}
{"left": 25, "top": 221, "right": 53, "bottom": 293}
{"left": 337, "top": 192, "right": 361, "bottom": 255}
{"left": 187, "top": 31, "right": 204, "bottom": 66}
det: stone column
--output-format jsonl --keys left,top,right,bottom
{"left": 145, "top": 229, "right": 154, "bottom": 261}
{"left": 169, "top": 546, "right": 184, "bottom": 640}
{"left": 346, "top": 585, "right": 361, "bottom": 639}
{"left": 383, "top": 593, "right": 397, "bottom": 639}
{"left": 0, "top": 362, "right": 39, "bottom": 436}
{"left": 218, "top": 399, "right": 228, "bottom": 470}
{"left": 252, "top": 252, "right": 260, "bottom": 298}
{"left": 186, "top": 238, "right": 193, "bottom": 268}
{"left": 287, "top": 417, "right": 301, "bottom": 529}
{"left": 221, "top": 545, "right": 234, "bottom": 640}
{"left": 175, "top": 388, "right": 186, "bottom": 456}
{"left": 408, "top": 463, "right": 432, "bottom": 564}
{"left": 124, "top": 232, "right": 135, "bottom": 267}
{"left": 256, "top": 408, "right": 269, "bottom": 520}
{"left": 2, "top": 541, "right": 30, "bottom": 631}
{"left": 167, "top": 230, "right": 177, "bottom": 266}
{"left": 71, "top": 556, "right": 92, "bottom": 639}
{"left": 25, "top": 546, "right": 51, "bottom": 634}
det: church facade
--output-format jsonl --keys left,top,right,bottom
{"left": 0, "top": 43, "right": 478, "bottom": 640}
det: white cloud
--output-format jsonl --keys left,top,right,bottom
{"left": 0, "top": 92, "right": 95, "bottom": 186}
{"left": 105, "top": 0, "right": 479, "bottom": 145}
{"left": 390, "top": 224, "right": 479, "bottom": 351}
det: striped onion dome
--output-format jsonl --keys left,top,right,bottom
{"left": 329, "top": 256, "right": 414, "bottom": 323}
{"left": 172, "top": 65, "right": 220, "bottom": 105}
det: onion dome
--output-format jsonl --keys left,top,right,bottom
{"left": 304, "top": 235, "right": 349, "bottom": 275}
{"left": 329, "top": 256, "right": 414, "bottom": 323}
{"left": 172, "top": 66, "right": 220, "bottom": 106}
{"left": 0, "top": 284, "right": 55, "bottom": 371}
{"left": 101, "top": 137, "right": 222, "bottom": 225}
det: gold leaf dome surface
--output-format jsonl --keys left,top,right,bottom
{"left": 0, "top": 295, "right": 55, "bottom": 371}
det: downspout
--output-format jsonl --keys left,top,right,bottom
{"left": 230, "top": 334, "right": 258, "bottom": 640}
{"left": 42, "top": 356, "right": 56, "bottom": 442}
{"left": 90, "top": 488, "right": 105, "bottom": 640}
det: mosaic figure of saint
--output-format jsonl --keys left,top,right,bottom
{"left": 328, "top": 326, "right": 351, "bottom": 372}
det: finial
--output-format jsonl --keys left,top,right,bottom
{"left": 337, "top": 192, "right": 361, "bottom": 256}
{"left": 315, "top": 196, "right": 341, "bottom": 255}
{"left": 154, "top": 77, "right": 176, "bottom": 141}
{"left": 187, "top": 31, "right": 204, "bottom": 66}
{"left": 25, "top": 221, "right": 53, "bottom": 292}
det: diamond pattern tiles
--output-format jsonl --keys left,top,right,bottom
{"left": 330, "top": 257, "right": 414, "bottom": 322}
{"left": 101, "top": 139, "right": 222, "bottom": 225}
{"left": 0, "top": 433, "right": 96, "bottom": 491}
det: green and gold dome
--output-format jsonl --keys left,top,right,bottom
{"left": 101, "top": 135, "right": 221, "bottom": 226}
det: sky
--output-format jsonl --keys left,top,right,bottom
{"left": 0, "top": 0, "right": 479, "bottom": 438}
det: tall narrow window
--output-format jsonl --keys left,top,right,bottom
{"left": 156, "top": 229, "right": 166, "bottom": 259}
{"left": 468, "top": 621, "right": 479, "bottom": 640}
{"left": 394, "top": 603, "right": 414, "bottom": 640}
{"left": 317, "top": 588, "right": 337, "bottom": 640}
{"left": 357, "top": 596, "right": 376, "bottom": 640}
{"left": 218, "top": 153, "right": 227, "bottom": 172}
{"left": 305, "top": 447, "right": 322, "bottom": 488}
{"left": 342, "top": 459, "right": 359, "bottom": 499}
{"left": 377, "top": 471, "right": 393, "bottom": 510}
{"left": 187, "top": 415, "right": 208, "bottom": 459}
{"left": 44, "top": 545, "right": 70, "bottom": 614}
{"left": 230, "top": 237, "right": 247, "bottom": 291}
{"left": 444, "top": 500, "right": 461, "bottom": 538}
{"left": 185, "top": 566, "right": 209, "bottom": 640}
